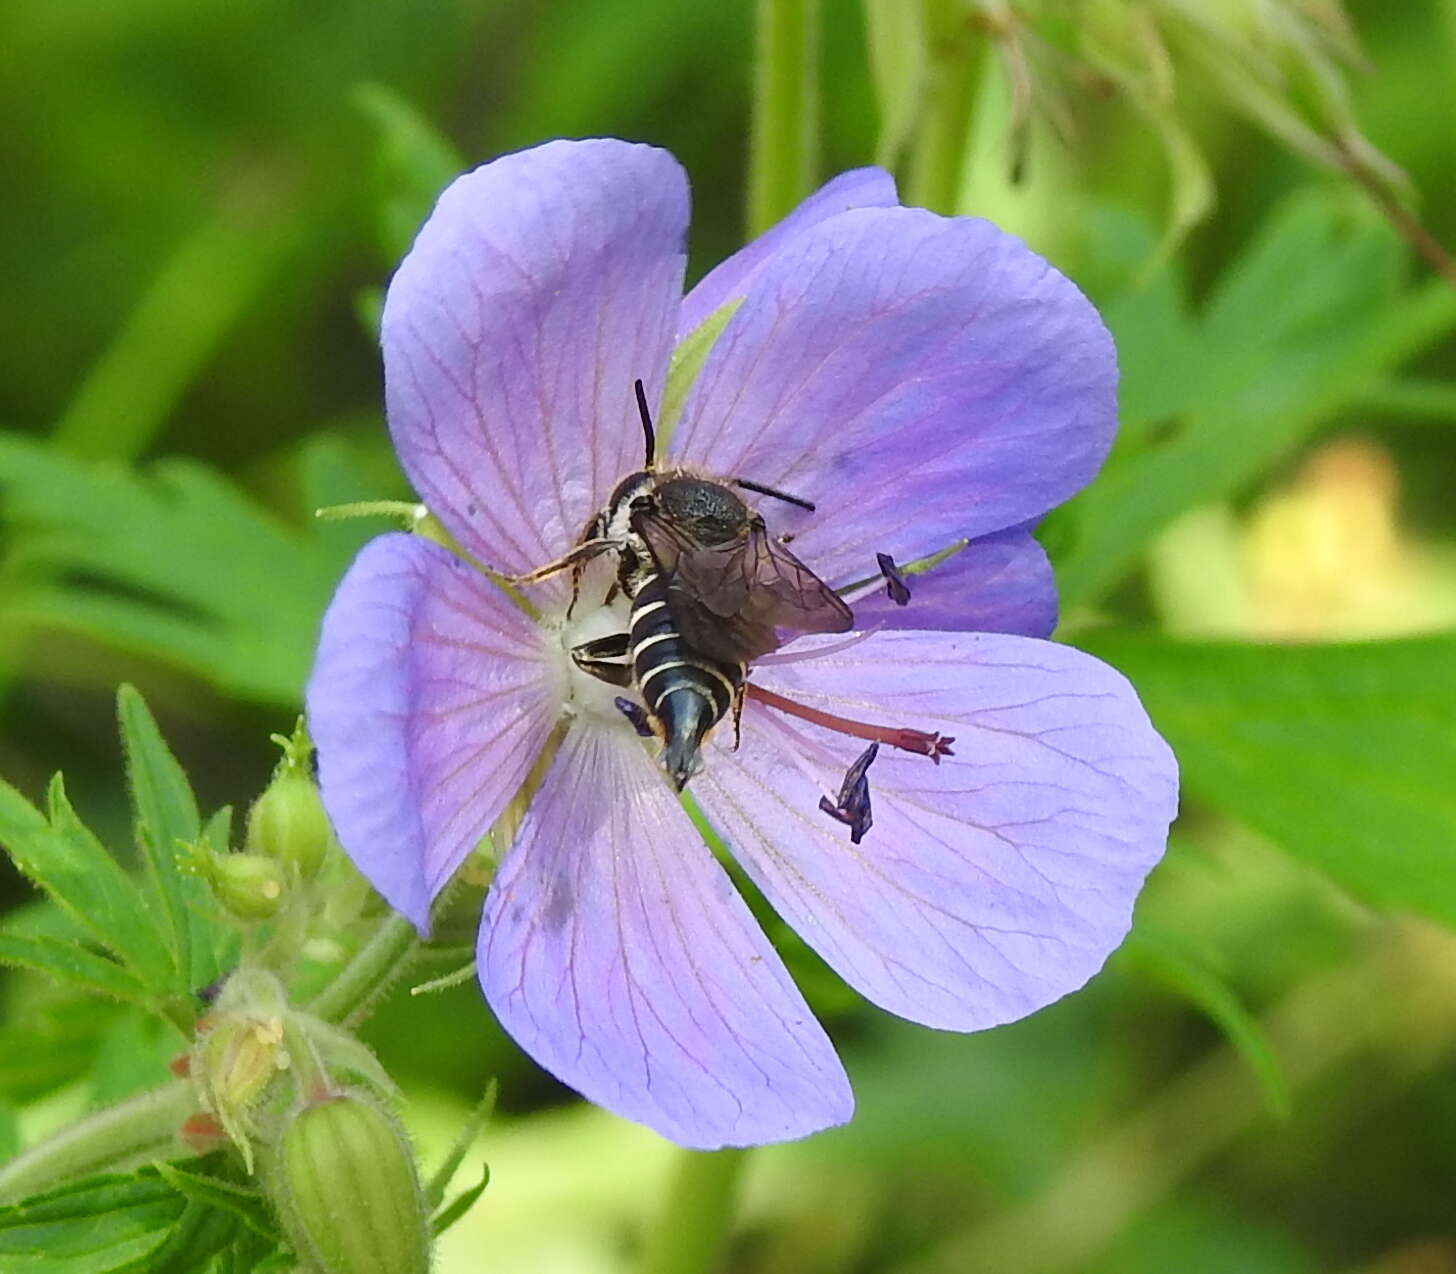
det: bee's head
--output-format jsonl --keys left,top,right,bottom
{"left": 652, "top": 476, "right": 750, "bottom": 546}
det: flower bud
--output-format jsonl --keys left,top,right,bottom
{"left": 192, "top": 971, "right": 294, "bottom": 1170}
{"left": 246, "top": 768, "right": 333, "bottom": 880}
{"left": 268, "top": 1091, "right": 430, "bottom": 1274}
{"left": 210, "top": 852, "right": 287, "bottom": 920}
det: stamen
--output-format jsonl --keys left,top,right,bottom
{"left": 745, "top": 683, "right": 955, "bottom": 763}
{"left": 876, "top": 553, "right": 911, "bottom": 606}
{"left": 819, "top": 743, "right": 878, "bottom": 843}
{"left": 754, "top": 625, "right": 881, "bottom": 666}
{"left": 614, "top": 697, "right": 655, "bottom": 739}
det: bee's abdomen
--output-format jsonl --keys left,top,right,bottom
{"left": 629, "top": 574, "right": 743, "bottom": 729}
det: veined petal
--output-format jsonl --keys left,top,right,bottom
{"left": 307, "top": 534, "right": 557, "bottom": 931}
{"left": 478, "top": 722, "right": 852, "bottom": 1149}
{"left": 678, "top": 167, "right": 897, "bottom": 339}
{"left": 694, "top": 631, "right": 1176, "bottom": 1030}
{"left": 848, "top": 527, "right": 1057, "bottom": 639}
{"left": 668, "top": 207, "right": 1116, "bottom": 586}
{"left": 382, "top": 139, "right": 688, "bottom": 577}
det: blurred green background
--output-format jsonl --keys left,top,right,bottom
{"left": 3, "top": 0, "right": 1456, "bottom": 1271}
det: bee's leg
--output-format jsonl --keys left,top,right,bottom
{"left": 510, "top": 537, "right": 621, "bottom": 586}
{"left": 731, "top": 681, "right": 745, "bottom": 750}
{"left": 565, "top": 516, "right": 611, "bottom": 619}
{"left": 570, "top": 632, "right": 633, "bottom": 687}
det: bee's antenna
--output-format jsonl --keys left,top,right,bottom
{"left": 634, "top": 379, "right": 656, "bottom": 469}
{"left": 733, "top": 477, "right": 816, "bottom": 512}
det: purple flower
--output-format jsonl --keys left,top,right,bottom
{"left": 307, "top": 139, "right": 1178, "bottom": 1149}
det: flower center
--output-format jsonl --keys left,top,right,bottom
{"left": 539, "top": 564, "right": 641, "bottom": 729}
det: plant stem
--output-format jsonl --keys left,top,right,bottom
{"left": 0, "top": 1081, "right": 194, "bottom": 1203}
{"left": 905, "top": 0, "right": 985, "bottom": 214}
{"left": 636, "top": 1147, "right": 748, "bottom": 1274}
{"left": 748, "top": 0, "right": 820, "bottom": 237}
{"left": 306, "top": 910, "right": 421, "bottom": 1028}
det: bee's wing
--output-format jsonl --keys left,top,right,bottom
{"left": 636, "top": 511, "right": 852, "bottom": 663}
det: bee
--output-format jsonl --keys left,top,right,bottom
{"left": 516, "top": 382, "right": 852, "bottom": 789}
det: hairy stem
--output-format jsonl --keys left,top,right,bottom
{"left": 748, "top": 0, "right": 820, "bottom": 237}
{"left": 636, "top": 1147, "right": 748, "bottom": 1274}
{"left": 306, "top": 910, "right": 421, "bottom": 1028}
{"left": 0, "top": 1081, "right": 195, "bottom": 1203}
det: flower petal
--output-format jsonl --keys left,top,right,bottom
{"left": 307, "top": 533, "right": 557, "bottom": 931}
{"left": 848, "top": 527, "right": 1057, "bottom": 638}
{"left": 382, "top": 139, "right": 689, "bottom": 576}
{"left": 694, "top": 630, "right": 1177, "bottom": 1030}
{"left": 678, "top": 167, "right": 897, "bottom": 339}
{"left": 478, "top": 721, "right": 852, "bottom": 1148}
{"left": 668, "top": 207, "right": 1116, "bottom": 586}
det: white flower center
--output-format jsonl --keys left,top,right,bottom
{"left": 536, "top": 560, "right": 640, "bottom": 730}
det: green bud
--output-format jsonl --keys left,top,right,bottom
{"left": 213, "top": 852, "right": 287, "bottom": 920}
{"left": 193, "top": 969, "right": 295, "bottom": 1170}
{"left": 269, "top": 1091, "right": 430, "bottom": 1274}
{"left": 246, "top": 769, "right": 333, "bottom": 880}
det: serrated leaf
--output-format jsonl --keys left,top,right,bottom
{"left": 0, "top": 776, "right": 172, "bottom": 995}
{"left": 0, "top": 934, "right": 151, "bottom": 1008}
{"left": 0, "top": 1173, "right": 186, "bottom": 1274}
{"left": 152, "top": 1165, "right": 274, "bottom": 1241}
{"left": 1083, "top": 630, "right": 1456, "bottom": 927}
{"left": 117, "top": 685, "right": 232, "bottom": 989}
{"left": 1121, "top": 924, "right": 1290, "bottom": 1120}
{"left": 1056, "top": 190, "right": 1456, "bottom": 608}
{"left": 146, "top": 1199, "right": 245, "bottom": 1274}
{"left": 0, "top": 433, "right": 384, "bottom": 707}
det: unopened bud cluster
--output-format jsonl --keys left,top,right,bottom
{"left": 188, "top": 723, "right": 340, "bottom": 923}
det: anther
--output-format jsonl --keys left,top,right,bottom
{"left": 746, "top": 684, "right": 955, "bottom": 762}
{"left": 818, "top": 743, "right": 879, "bottom": 843}
{"left": 614, "top": 697, "right": 655, "bottom": 738}
{"left": 876, "top": 553, "right": 911, "bottom": 606}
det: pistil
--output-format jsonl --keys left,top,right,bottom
{"left": 745, "top": 684, "right": 955, "bottom": 762}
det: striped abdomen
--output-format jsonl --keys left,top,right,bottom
{"left": 629, "top": 573, "right": 744, "bottom": 789}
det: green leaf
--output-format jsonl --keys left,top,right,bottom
{"left": 424, "top": 1080, "right": 497, "bottom": 1209}
{"left": 1083, "top": 630, "right": 1456, "bottom": 927}
{"left": 658, "top": 298, "right": 741, "bottom": 448}
{"left": 117, "top": 685, "right": 231, "bottom": 989}
{"left": 0, "top": 1173, "right": 186, "bottom": 1274}
{"left": 1056, "top": 190, "right": 1456, "bottom": 608}
{"left": 145, "top": 1200, "right": 247, "bottom": 1274}
{"left": 352, "top": 83, "right": 463, "bottom": 265}
{"left": 0, "top": 433, "right": 384, "bottom": 707}
{"left": 0, "top": 1102, "right": 18, "bottom": 1163}
{"left": 0, "top": 934, "right": 151, "bottom": 1008}
{"left": 1121, "top": 924, "right": 1290, "bottom": 1120}
{"left": 0, "top": 776, "right": 172, "bottom": 995}
{"left": 0, "top": 998, "right": 120, "bottom": 1104}
{"left": 151, "top": 1165, "right": 274, "bottom": 1242}
{"left": 431, "top": 1161, "right": 489, "bottom": 1239}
